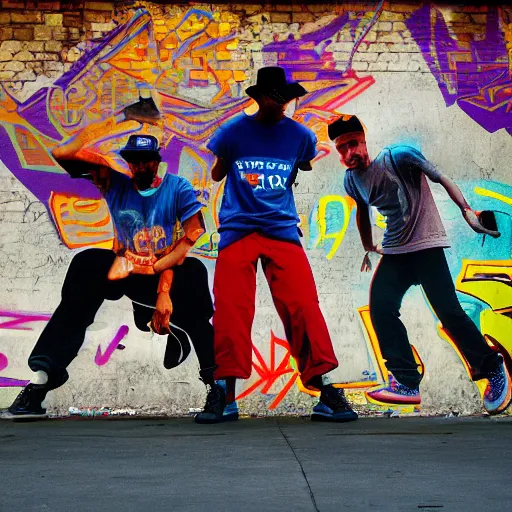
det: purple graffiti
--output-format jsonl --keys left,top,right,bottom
{"left": 0, "top": 310, "right": 52, "bottom": 331}
{"left": 407, "top": 5, "right": 512, "bottom": 134}
{"left": 0, "top": 353, "right": 30, "bottom": 387}
{"left": 94, "top": 325, "right": 129, "bottom": 366}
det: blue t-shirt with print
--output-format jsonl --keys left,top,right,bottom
{"left": 207, "top": 113, "right": 317, "bottom": 250}
{"left": 105, "top": 172, "right": 203, "bottom": 257}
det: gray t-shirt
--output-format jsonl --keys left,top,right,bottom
{"left": 344, "top": 145, "right": 450, "bottom": 254}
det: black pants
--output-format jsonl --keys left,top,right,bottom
{"left": 28, "top": 249, "right": 215, "bottom": 389}
{"left": 370, "top": 248, "right": 499, "bottom": 389}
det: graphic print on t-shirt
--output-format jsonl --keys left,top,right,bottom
{"left": 115, "top": 209, "right": 170, "bottom": 257}
{"left": 234, "top": 157, "right": 294, "bottom": 195}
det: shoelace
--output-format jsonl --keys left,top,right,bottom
{"left": 327, "top": 389, "right": 350, "bottom": 409}
{"left": 13, "top": 386, "right": 32, "bottom": 408}
{"left": 204, "top": 385, "right": 221, "bottom": 412}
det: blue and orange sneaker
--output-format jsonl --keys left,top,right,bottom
{"left": 481, "top": 354, "right": 512, "bottom": 415}
{"left": 365, "top": 375, "right": 421, "bottom": 406}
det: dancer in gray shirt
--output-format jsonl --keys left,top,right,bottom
{"left": 328, "top": 114, "right": 511, "bottom": 415}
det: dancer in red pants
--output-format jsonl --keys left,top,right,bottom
{"left": 194, "top": 67, "right": 358, "bottom": 423}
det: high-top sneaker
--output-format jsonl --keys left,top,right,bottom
{"left": 2, "top": 384, "right": 49, "bottom": 420}
{"left": 311, "top": 385, "right": 358, "bottom": 422}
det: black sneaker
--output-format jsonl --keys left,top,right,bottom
{"left": 1, "top": 384, "right": 49, "bottom": 420}
{"left": 311, "top": 385, "right": 358, "bottom": 423}
{"left": 194, "top": 383, "right": 226, "bottom": 424}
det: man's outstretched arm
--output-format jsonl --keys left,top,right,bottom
{"left": 419, "top": 159, "right": 501, "bottom": 239}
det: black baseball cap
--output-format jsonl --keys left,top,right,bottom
{"left": 328, "top": 115, "right": 365, "bottom": 141}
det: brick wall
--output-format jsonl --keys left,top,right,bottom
{"left": 0, "top": 1, "right": 501, "bottom": 100}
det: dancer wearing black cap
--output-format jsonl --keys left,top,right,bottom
{"left": 328, "top": 114, "right": 511, "bottom": 414}
{"left": 3, "top": 98, "right": 220, "bottom": 419}
{"left": 195, "top": 67, "right": 358, "bottom": 424}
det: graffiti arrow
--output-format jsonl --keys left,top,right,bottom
{"left": 94, "top": 325, "right": 129, "bottom": 366}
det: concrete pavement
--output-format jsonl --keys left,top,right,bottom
{"left": 0, "top": 416, "right": 511, "bottom": 512}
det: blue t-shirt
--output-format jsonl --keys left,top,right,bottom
{"left": 207, "top": 113, "right": 317, "bottom": 250}
{"left": 105, "top": 172, "right": 203, "bottom": 257}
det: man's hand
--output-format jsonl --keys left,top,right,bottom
{"left": 360, "top": 243, "right": 383, "bottom": 272}
{"left": 372, "top": 242, "right": 384, "bottom": 254}
{"left": 463, "top": 208, "right": 501, "bottom": 238}
{"left": 151, "top": 292, "right": 172, "bottom": 335}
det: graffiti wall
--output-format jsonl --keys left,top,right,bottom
{"left": 0, "top": 1, "right": 511, "bottom": 416}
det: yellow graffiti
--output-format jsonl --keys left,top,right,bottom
{"left": 313, "top": 194, "right": 356, "bottom": 260}
{"left": 475, "top": 187, "right": 512, "bottom": 207}
{"left": 49, "top": 192, "right": 114, "bottom": 249}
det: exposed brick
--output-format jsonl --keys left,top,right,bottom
{"left": 351, "top": 61, "right": 368, "bottom": 72}
{"left": 84, "top": 12, "right": 108, "bottom": 23}
{"left": 387, "top": 61, "right": 409, "bottom": 71}
{"left": 34, "top": 26, "right": 53, "bottom": 40}
{"left": 2, "top": 61, "right": 24, "bottom": 72}
{"left": 43, "top": 61, "right": 64, "bottom": 72}
{"left": 270, "top": 13, "right": 291, "bottom": 23}
{"left": 471, "top": 14, "right": 487, "bottom": 24}
{"left": 377, "top": 33, "right": 404, "bottom": 44}
{"left": 11, "top": 12, "right": 43, "bottom": 24}
{"left": 24, "top": 41, "right": 45, "bottom": 52}
{"left": 13, "top": 28, "right": 34, "bottom": 41}
{"left": 1, "top": 1, "right": 25, "bottom": 9}
{"left": 386, "top": 3, "right": 420, "bottom": 13}
{"left": 13, "top": 50, "right": 34, "bottom": 61}
{"left": 90, "top": 22, "right": 115, "bottom": 32}
{"left": 368, "top": 62, "right": 388, "bottom": 71}
{"left": 45, "top": 41, "right": 63, "bottom": 52}
{"left": 14, "top": 69, "right": 36, "bottom": 81}
{"left": 332, "top": 51, "right": 351, "bottom": 61}
{"left": 390, "top": 43, "right": 420, "bottom": 53}
{"left": 393, "top": 22, "right": 408, "bottom": 32}
{"left": 25, "top": 61, "right": 43, "bottom": 70}
{"left": 35, "top": 52, "right": 60, "bottom": 61}
{"left": 64, "top": 47, "right": 81, "bottom": 62}
{"left": 328, "top": 42, "right": 354, "bottom": 53}
{"left": 0, "top": 41, "right": 22, "bottom": 53}
{"left": 273, "top": 4, "right": 293, "bottom": 11}
{"left": 0, "top": 12, "right": 11, "bottom": 24}
{"left": 377, "top": 52, "right": 399, "bottom": 63}
{"left": 0, "top": 51, "right": 13, "bottom": 62}
{"left": 85, "top": 1, "right": 114, "bottom": 10}
{"left": 53, "top": 28, "right": 70, "bottom": 40}
{"left": 367, "top": 43, "right": 389, "bottom": 53}
{"left": 37, "top": 2, "right": 62, "bottom": 9}
{"left": 363, "top": 31, "right": 377, "bottom": 42}
{"left": 0, "top": 27, "right": 13, "bottom": 39}
{"left": 292, "top": 13, "right": 315, "bottom": 23}
{"left": 375, "top": 21, "right": 392, "bottom": 32}
{"left": 447, "top": 13, "right": 471, "bottom": 23}
{"left": 357, "top": 51, "right": 382, "bottom": 63}
{"left": 45, "top": 13, "right": 63, "bottom": 26}
{"left": 378, "top": 12, "right": 405, "bottom": 22}
{"left": 0, "top": 70, "right": 16, "bottom": 80}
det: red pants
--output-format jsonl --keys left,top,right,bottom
{"left": 213, "top": 233, "right": 338, "bottom": 389}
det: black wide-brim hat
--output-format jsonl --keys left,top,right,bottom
{"left": 246, "top": 66, "right": 307, "bottom": 105}
{"left": 120, "top": 134, "right": 160, "bottom": 161}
